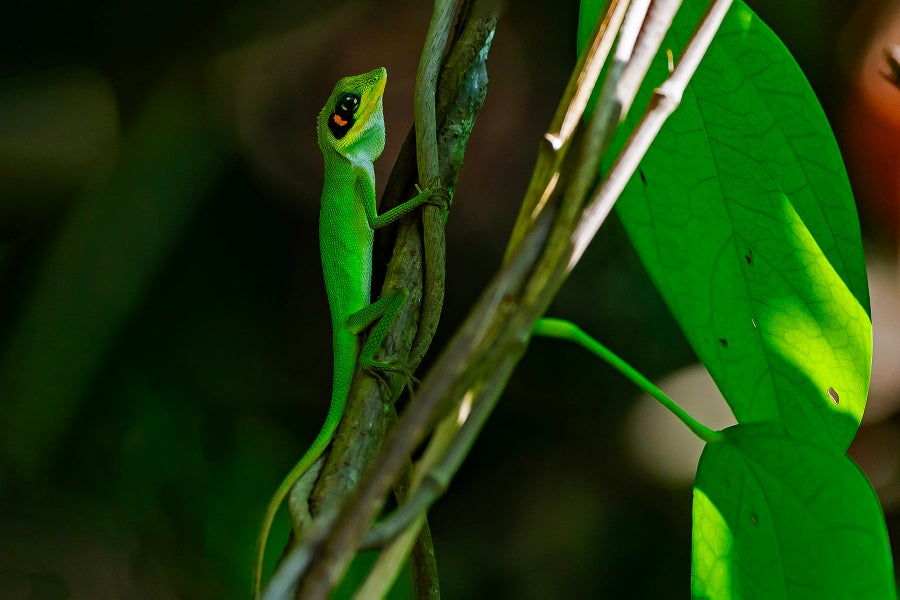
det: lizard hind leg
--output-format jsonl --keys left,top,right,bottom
{"left": 346, "top": 288, "right": 417, "bottom": 392}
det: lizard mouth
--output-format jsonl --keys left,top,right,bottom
{"left": 354, "top": 67, "right": 387, "bottom": 130}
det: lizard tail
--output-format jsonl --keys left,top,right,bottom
{"left": 252, "top": 374, "right": 350, "bottom": 598}
{"left": 252, "top": 411, "right": 341, "bottom": 598}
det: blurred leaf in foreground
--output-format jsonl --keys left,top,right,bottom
{"left": 0, "top": 83, "right": 230, "bottom": 476}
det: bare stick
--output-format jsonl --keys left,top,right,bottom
{"left": 570, "top": 0, "right": 732, "bottom": 267}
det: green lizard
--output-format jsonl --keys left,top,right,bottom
{"left": 253, "top": 67, "right": 446, "bottom": 597}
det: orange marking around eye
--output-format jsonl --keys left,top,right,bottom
{"left": 333, "top": 115, "right": 348, "bottom": 126}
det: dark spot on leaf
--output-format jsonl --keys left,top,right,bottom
{"left": 750, "top": 512, "right": 759, "bottom": 525}
{"left": 827, "top": 387, "right": 839, "bottom": 405}
{"left": 745, "top": 250, "right": 753, "bottom": 265}
{"left": 718, "top": 338, "right": 728, "bottom": 347}
{"left": 639, "top": 169, "right": 647, "bottom": 187}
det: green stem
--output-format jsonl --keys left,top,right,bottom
{"left": 533, "top": 317, "right": 722, "bottom": 443}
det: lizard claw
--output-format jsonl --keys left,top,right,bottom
{"left": 364, "top": 362, "right": 419, "bottom": 396}
{"left": 414, "top": 182, "right": 453, "bottom": 211}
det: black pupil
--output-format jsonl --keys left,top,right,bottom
{"left": 337, "top": 93, "right": 360, "bottom": 115}
{"left": 328, "top": 93, "right": 361, "bottom": 139}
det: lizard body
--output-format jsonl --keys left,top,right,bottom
{"left": 253, "top": 67, "right": 443, "bottom": 597}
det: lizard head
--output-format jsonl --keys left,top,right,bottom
{"left": 317, "top": 67, "right": 387, "bottom": 162}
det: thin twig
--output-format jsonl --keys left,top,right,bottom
{"left": 615, "top": 0, "right": 683, "bottom": 121}
{"left": 415, "top": 0, "right": 458, "bottom": 184}
{"left": 411, "top": 0, "right": 498, "bottom": 367}
{"left": 570, "top": 0, "right": 733, "bottom": 267}
{"left": 410, "top": 0, "right": 457, "bottom": 389}
{"left": 541, "top": 0, "right": 652, "bottom": 280}
{"left": 363, "top": 454, "right": 442, "bottom": 600}
{"left": 551, "top": 0, "right": 631, "bottom": 147}
{"left": 505, "top": 0, "right": 629, "bottom": 260}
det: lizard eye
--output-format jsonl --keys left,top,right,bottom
{"left": 336, "top": 93, "right": 360, "bottom": 114}
{"left": 328, "top": 92, "right": 361, "bottom": 139}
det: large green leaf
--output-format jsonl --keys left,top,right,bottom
{"left": 692, "top": 423, "right": 895, "bottom": 598}
{"left": 579, "top": 1, "right": 871, "bottom": 451}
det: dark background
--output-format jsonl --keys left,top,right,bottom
{"left": 1, "top": 0, "right": 898, "bottom": 597}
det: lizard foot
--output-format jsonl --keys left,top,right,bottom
{"left": 364, "top": 361, "right": 420, "bottom": 397}
{"left": 414, "top": 182, "right": 453, "bottom": 211}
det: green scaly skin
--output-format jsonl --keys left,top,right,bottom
{"left": 253, "top": 67, "right": 445, "bottom": 598}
